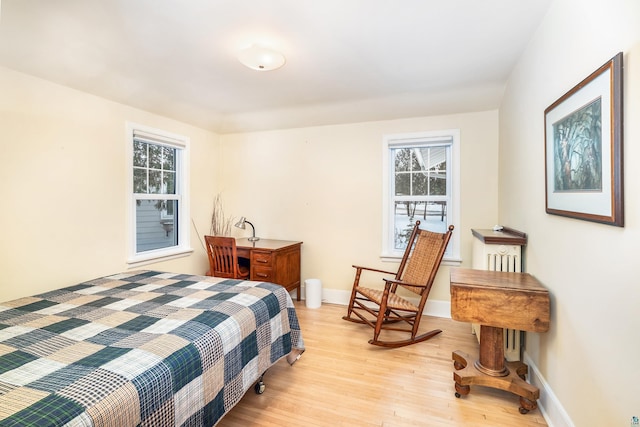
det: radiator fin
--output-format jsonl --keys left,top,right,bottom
{"left": 485, "top": 254, "right": 521, "bottom": 272}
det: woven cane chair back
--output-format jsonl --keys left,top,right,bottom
{"left": 400, "top": 229, "right": 448, "bottom": 295}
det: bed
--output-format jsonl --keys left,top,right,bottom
{"left": 0, "top": 270, "right": 304, "bottom": 427}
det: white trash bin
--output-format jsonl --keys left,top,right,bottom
{"left": 304, "top": 279, "right": 322, "bottom": 309}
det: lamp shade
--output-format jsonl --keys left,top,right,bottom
{"left": 234, "top": 217, "right": 247, "bottom": 229}
{"left": 238, "top": 44, "right": 286, "bottom": 71}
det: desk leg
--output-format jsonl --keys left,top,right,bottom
{"left": 452, "top": 325, "right": 541, "bottom": 414}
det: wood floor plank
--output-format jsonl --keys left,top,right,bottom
{"left": 218, "top": 302, "right": 548, "bottom": 426}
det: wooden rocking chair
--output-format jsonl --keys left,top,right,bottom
{"left": 342, "top": 221, "right": 454, "bottom": 347}
{"left": 204, "top": 235, "right": 250, "bottom": 280}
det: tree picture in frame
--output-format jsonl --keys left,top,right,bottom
{"left": 544, "top": 52, "right": 624, "bottom": 227}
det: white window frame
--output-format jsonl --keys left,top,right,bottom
{"left": 126, "top": 122, "right": 192, "bottom": 265}
{"left": 381, "top": 129, "right": 461, "bottom": 263}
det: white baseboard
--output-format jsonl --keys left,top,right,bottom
{"left": 301, "top": 287, "right": 451, "bottom": 318}
{"left": 523, "top": 353, "right": 574, "bottom": 427}
{"left": 423, "top": 299, "right": 452, "bottom": 318}
{"left": 314, "top": 287, "right": 350, "bottom": 306}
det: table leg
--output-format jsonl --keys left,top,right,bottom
{"left": 475, "top": 325, "right": 509, "bottom": 376}
{"left": 452, "top": 324, "right": 541, "bottom": 414}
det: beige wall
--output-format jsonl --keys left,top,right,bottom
{"left": 0, "top": 66, "right": 218, "bottom": 301}
{"left": 499, "top": 0, "right": 640, "bottom": 425}
{"left": 0, "top": 64, "right": 500, "bottom": 311}
{"left": 219, "top": 112, "right": 499, "bottom": 308}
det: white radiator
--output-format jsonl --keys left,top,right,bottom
{"left": 484, "top": 253, "right": 521, "bottom": 272}
{"left": 471, "top": 228, "right": 527, "bottom": 362}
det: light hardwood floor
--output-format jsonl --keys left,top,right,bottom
{"left": 219, "top": 302, "right": 548, "bottom": 426}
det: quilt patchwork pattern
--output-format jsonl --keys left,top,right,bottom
{"left": 0, "top": 270, "right": 304, "bottom": 427}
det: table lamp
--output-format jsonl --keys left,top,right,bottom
{"left": 234, "top": 217, "right": 259, "bottom": 241}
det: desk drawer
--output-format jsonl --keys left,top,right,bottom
{"left": 251, "top": 251, "right": 273, "bottom": 266}
{"left": 252, "top": 266, "right": 273, "bottom": 282}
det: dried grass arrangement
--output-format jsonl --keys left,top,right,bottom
{"left": 210, "top": 194, "right": 234, "bottom": 236}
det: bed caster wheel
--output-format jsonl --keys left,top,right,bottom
{"left": 455, "top": 392, "right": 461, "bottom": 398}
{"left": 254, "top": 381, "right": 265, "bottom": 394}
{"left": 519, "top": 407, "right": 529, "bottom": 414}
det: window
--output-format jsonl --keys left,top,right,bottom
{"left": 127, "top": 123, "right": 192, "bottom": 264}
{"left": 382, "top": 130, "right": 460, "bottom": 262}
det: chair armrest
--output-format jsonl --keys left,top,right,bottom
{"left": 352, "top": 265, "right": 397, "bottom": 276}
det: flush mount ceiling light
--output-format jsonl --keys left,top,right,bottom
{"left": 238, "top": 44, "right": 286, "bottom": 71}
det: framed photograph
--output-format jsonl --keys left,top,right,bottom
{"left": 544, "top": 52, "right": 624, "bottom": 227}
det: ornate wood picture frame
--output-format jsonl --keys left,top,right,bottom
{"left": 544, "top": 52, "right": 624, "bottom": 227}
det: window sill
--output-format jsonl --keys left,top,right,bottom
{"left": 127, "top": 247, "right": 194, "bottom": 268}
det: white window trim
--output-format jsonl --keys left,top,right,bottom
{"left": 381, "top": 129, "right": 461, "bottom": 264}
{"left": 126, "top": 122, "right": 192, "bottom": 266}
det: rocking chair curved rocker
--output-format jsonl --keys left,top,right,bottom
{"left": 342, "top": 221, "right": 454, "bottom": 348}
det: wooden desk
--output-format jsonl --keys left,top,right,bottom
{"left": 450, "top": 268, "right": 550, "bottom": 414}
{"left": 236, "top": 238, "right": 303, "bottom": 301}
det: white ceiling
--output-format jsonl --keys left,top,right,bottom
{"left": 0, "top": 0, "right": 552, "bottom": 134}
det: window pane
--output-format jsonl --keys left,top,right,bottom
{"left": 133, "top": 141, "right": 148, "bottom": 167}
{"left": 148, "top": 170, "right": 162, "bottom": 194}
{"left": 429, "top": 175, "right": 446, "bottom": 195}
{"left": 395, "top": 173, "right": 409, "bottom": 196}
{"left": 393, "top": 201, "right": 448, "bottom": 250}
{"left": 413, "top": 172, "right": 428, "bottom": 196}
{"left": 163, "top": 146, "right": 175, "bottom": 170}
{"left": 394, "top": 148, "right": 411, "bottom": 172}
{"left": 429, "top": 156, "right": 447, "bottom": 195}
{"left": 163, "top": 171, "right": 175, "bottom": 194}
{"left": 149, "top": 144, "right": 163, "bottom": 169}
{"left": 133, "top": 168, "right": 147, "bottom": 193}
{"left": 136, "top": 199, "right": 178, "bottom": 252}
{"left": 410, "top": 149, "right": 423, "bottom": 171}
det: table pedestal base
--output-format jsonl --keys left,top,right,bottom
{"left": 452, "top": 350, "right": 540, "bottom": 414}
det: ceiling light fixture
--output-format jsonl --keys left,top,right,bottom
{"left": 238, "top": 44, "right": 286, "bottom": 71}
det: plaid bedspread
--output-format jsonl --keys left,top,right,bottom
{"left": 0, "top": 270, "right": 304, "bottom": 427}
